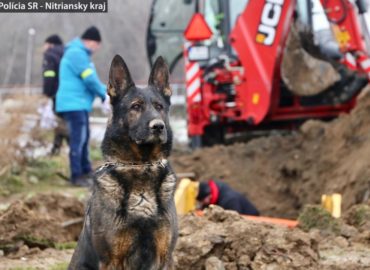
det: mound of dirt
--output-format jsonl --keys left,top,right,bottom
{"left": 0, "top": 193, "right": 84, "bottom": 254}
{"left": 172, "top": 85, "right": 370, "bottom": 218}
{"left": 0, "top": 248, "right": 73, "bottom": 270}
{"left": 175, "top": 205, "right": 370, "bottom": 270}
{"left": 1, "top": 195, "right": 369, "bottom": 269}
{"left": 174, "top": 206, "right": 319, "bottom": 270}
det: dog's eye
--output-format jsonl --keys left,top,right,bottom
{"left": 131, "top": 104, "right": 142, "bottom": 111}
{"left": 154, "top": 103, "right": 163, "bottom": 111}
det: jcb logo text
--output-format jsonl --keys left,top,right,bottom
{"left": 256, "top": 0, "right": 284, "bottom": 46}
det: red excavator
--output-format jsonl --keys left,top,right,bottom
{"left": 147, "top": 0, "right": 370, "bottom": 147}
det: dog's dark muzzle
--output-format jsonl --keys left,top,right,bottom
{"left": 134, "top": 119, "right": 168, "bottom": 145}
{"left": 150, "top": 120, "right": 165, "bottom": 135}
{"left": 149, "top": 119, "right": 167, "bottom": 143}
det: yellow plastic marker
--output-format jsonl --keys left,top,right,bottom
{"left": 174, "top": 179, "right": 199, "bottom": 215}
{"left": 321, "top": 193, "right": 342, "bottom": 218}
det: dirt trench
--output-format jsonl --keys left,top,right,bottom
{"left": 171, "top": 85, "right": 370, "bottom": 218}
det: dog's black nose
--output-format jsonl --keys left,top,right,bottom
{"left": 149, "top": 119, "right": 165, "bottom": 133}
{"left": 151, "top": 122, "right": 164, "bottom": 131}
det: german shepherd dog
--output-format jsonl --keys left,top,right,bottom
{"left": 68, "top": 55, "right": 178, "bottom": 270}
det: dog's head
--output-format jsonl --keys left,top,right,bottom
{"left": 102, "top": 55, "right": 172, "bottom": 161}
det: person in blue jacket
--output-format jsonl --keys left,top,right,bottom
{"left": 56, "top": 26, "right": 107, "bottom": 187}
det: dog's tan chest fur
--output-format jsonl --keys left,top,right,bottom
{"left": 93, "top": 161, "right": 177, "bottom": 265}
{"left": 96, "top": 160, "right": 176, "bottom": 219}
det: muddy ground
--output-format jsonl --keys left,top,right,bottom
{"left": 175, "top": 205, "right": 370, "bottom": 270}
{"left": 0, "top": 193, "right": 84, "bottom": 249}
{"left": 1, "top": 194, "right": 370, "bottom": 269}
{"left": 172, "top": 86, "right": 370, "bottom": 219}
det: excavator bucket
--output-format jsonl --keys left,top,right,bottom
{"left": 281, "top": 23, "right": 341, "bottom": 96}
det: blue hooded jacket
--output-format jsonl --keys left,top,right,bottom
{"left": 56, "top": 38, "right": 106, "bottom": 112}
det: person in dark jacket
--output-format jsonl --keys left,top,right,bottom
{"left": 43, "top": 34, "right": 64, "bottom": 100}
{"left": 196, "top": 179, "right": 260, "bottom": 216}
{"left": 56, "top": 26, "right": 107, "bottom": 187}
{"left": 42, "top": 34, "right": 68, "bottom": 156}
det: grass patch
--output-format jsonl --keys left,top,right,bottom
{"left": 10, "top": 267, "right": 37, "bottom": 270}
{"left": 0, "top": 154, "right": 70, "bottom": 197}
{"left": 346, "top": 204, "right": 370, "bottom": 227}
{"left": 55, "top": 241, "right": 77, "bottom": 250}
{"left": 90, "top": 144, "right": 103, "bottom": 162}
{"left": 298, "top": 204, "right": 340, "bottom": 234}
{"left": 50, "top": 262, "right": 69, "bottom": 270}
{"left": 14, "top": 235, "right": 77, "bottom": 250}
{"left": 26, "top": 158, "right": 62, "bottom": 181}
{"left": 0, "top": 174, "right": 25, "bottom": 196}
{"left": 0, "top": 130, "right": 101, "bottom": 198}
{"left": 16, "top": 235, "right": 56, "bottom": 249}
{"left": 9, "top": 262, "right": 69, "bottom": 270}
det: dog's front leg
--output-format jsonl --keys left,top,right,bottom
{"left": 68, "top": 226, "right": 100, "bottom": 270}
{"left": 69, "top": 203, "right": 100, "bottom": 270}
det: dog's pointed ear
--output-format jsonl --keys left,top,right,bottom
{"left": 148, "top": 56, "right": 172, "bottom": 98}
{"left": 108, "top": 55, "right": 134, "bottom": 101}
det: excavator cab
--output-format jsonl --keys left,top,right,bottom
{"left": 147, "top": 0, "right": 249, "bottom": 72}
{"left": 146, "top": 0, "right": 194, "bottom": 72}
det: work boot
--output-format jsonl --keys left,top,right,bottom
{"left": 72, "top": 175, "right": 93, "bottom": 188}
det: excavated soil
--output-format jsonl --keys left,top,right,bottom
{"left": 1, "top": 196, "right": 370, "bottom": 269}
{"left": 175, "top": 206, "right": 319, "bottom": 270}
{"left": 172, "top": 85, "right": 370, "bottom": 218}
{"left": 0, "top": 193, "right": 84, "bottom": 255}
{"left": 0, "top": 249, "right": 73, "bottom": 270}
{"left": 175, "top": 205, "right": 370, "bottom": 270}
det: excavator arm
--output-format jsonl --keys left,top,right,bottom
{"left": 229, "top": 0, "right": 370, "bottom": 125}
{"left": 229, "top": 0, "right": 295, "bottom": 124}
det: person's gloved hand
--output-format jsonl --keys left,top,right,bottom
{"left": 101, "top": 94, "right": 111, "bottom": 115}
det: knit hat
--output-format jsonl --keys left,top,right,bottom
{"left": 45, "top": 34, "right": 63, "bottom": 45}
{"left": 197, "top": 182, "right": 211, "bottom": 200}
{"left": 81, "top": 26, "right": 101, "bottom": 42}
